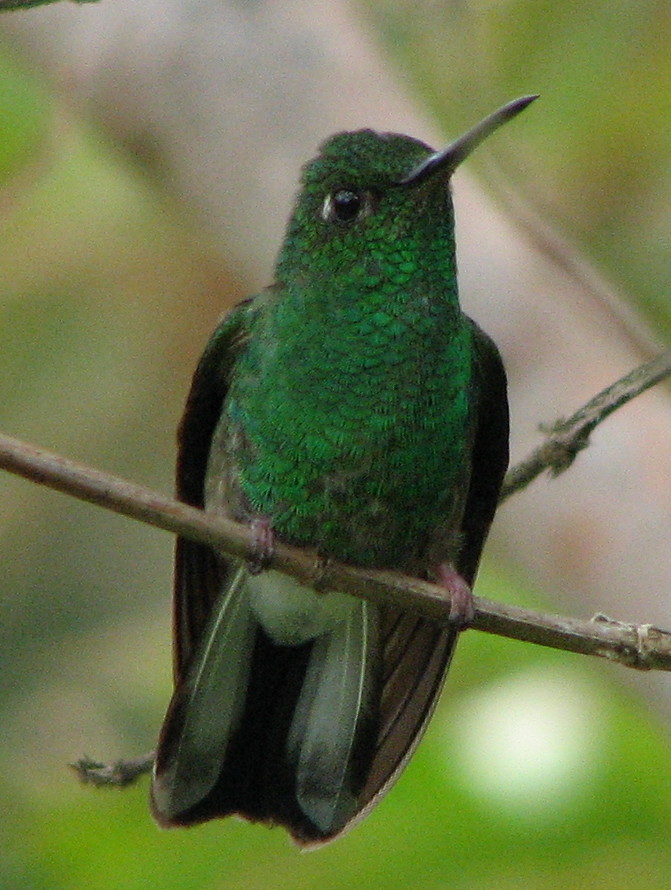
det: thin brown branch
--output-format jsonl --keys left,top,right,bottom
{"left": 2, "top": 353, "right": 671, "bottom": 673}
{"left": 0, "top": 0, "right": 96, "bottom": 10}
{"left": 71, "top": 752, "right": 155, "bottom": 787}
{"left": 500, "top": 351, "right": 671, "bottom": 502}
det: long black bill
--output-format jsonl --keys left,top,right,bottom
{"left": 399, "top": 94, "right": 538, "bottom": 186}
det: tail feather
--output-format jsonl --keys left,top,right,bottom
{"left": 288, "top": 600, "right": 380, "bottom": 835}
{"left": 152, "top": 577, "right": 382, "bottom": 844}
{"left": 151, "top": 568, "right": 254, "bottom": 823}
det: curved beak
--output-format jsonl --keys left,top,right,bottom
{"left": 398, "top": 94, "right": 538, "bottom": 186}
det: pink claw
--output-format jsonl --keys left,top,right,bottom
{"left": 436, "top": 563, "right": 475, "bottom": 628}
{"left": 248, "top": 517, "right": 275, "bottom": 574}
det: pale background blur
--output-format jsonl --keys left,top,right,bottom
{"left": 1, "top": 2, "right": 671, "bottom": 888}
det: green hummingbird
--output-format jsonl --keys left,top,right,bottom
{"left": 151, "top": 96, "right": 535, "bottom": 846}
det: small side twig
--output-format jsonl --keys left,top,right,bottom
{"left": 500, "top": 351, "right": 671, "bottom": 501}
{"left": 0, "top": 0, "right": 97, "bottom": 10}
{"left": 71, "top": 752, "right": 155, "bottom": 787}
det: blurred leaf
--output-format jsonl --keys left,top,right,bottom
{"left": 0, "top": 43, "right": 48, "bottom": 188}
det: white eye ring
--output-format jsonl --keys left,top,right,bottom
{"left": 321, "top": 193, "right": 335, "bottom": 221}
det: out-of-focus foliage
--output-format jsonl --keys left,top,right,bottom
{"left": 1, "top": 2, "right": 671, "bottom": 888}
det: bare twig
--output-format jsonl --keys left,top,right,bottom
{"left": 0, "top": 0, "right": 96, "bottom": 10}
{"left": 1, "top": 354, "right": 671, "bottom": 673}
{"left": 71, "top": 752, "right": 155, "bottom": 787}
{"left": 500, "top": 351, "right": 671, "bottom": 501}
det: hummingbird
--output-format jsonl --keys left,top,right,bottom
{"left": 151, "top": 96, "right": 535, "bottom": 846}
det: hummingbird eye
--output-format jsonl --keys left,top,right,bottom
{"left": 322, "top": 189, "right": 368, "bottom": 224}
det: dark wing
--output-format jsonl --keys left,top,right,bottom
{"left": 172, "top": 297, "right": 259, "bottom": 679}
{"left": 353, "top": 319, "right": 509, "bottom": 827}
{"left": 456, "top": 319, "right": 510, "bottom": 585}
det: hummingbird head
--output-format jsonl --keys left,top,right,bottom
{"left": 275, "top": 96, "right": 537, "bottom": 300}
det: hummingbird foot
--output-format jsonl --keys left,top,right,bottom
{"left": 248, "top": 517, "right": 275, "bottom": 575}
{"left": 436, "top": 563, "right": 474, "bottom": 628}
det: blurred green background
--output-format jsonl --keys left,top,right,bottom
{"left": 1, "top": 2, "right": 671, "bottom": 888}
